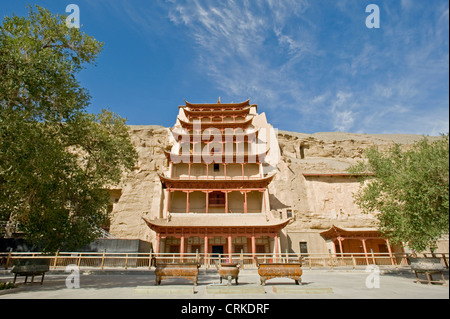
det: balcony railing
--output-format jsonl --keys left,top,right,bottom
{"left": 170, "top": 175, "right": 264, "bottom": 180}
{"left": 209, "top": 198, "right": 226, "bottom": 206}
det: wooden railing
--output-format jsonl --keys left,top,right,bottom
{"left": 1, "top": 251, "right": 448, "bottom": 271}
{"left": 170, "top": 175, "right": 264, "bottom": 181}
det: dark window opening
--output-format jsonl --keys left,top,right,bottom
{"left": 256, "top": 245, "right": 266, "bottom": 253}
{"left": 300, "top": 146, "right": 305, "bottom": 159}
{"left": 209, "top": 191, "right": 225, "bottom": 207}
{"left": 287, "top": 210, "right": 293, "bottom": 218}
{"left": 169, "top": 245, "right": 180, "bottom": 253}
{"left": 378, "top": 244, "right": 389, "bottom": 253}
{"left": 299, "top": 242, "right": 308, "bottom": 256}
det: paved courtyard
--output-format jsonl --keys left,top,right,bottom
{"left": 1, "top": 268, "right": 448, "bottom": 300}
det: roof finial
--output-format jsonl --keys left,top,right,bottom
{"left": 217, "top": 97, "right": 221, "bottom": 104}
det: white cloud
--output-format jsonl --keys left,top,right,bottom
{"left": 334, "top": 110, "right": 355, "bottom": 132}
{"left": 311, "top": 93, "right": 328, "bottom": 104}
{"left": 165, "top": 0, "right": 316, "bottom": 115}
{"left": 104, "top": 0, "right": 449, "bottom": 135}
{"left": 330, "top": 91, "right": 356, "bottom": 132}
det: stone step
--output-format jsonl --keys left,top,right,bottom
{"left": 206, "top": 284, "right": 266, "bottom": 294}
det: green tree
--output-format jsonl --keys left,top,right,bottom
{"left": 348, "top": 135, "right": 449, "bottom": 252}
{"left": 0, "top": 6, "right": 137, "bottom": 252}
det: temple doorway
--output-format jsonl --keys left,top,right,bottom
{"left": 212, "top": 245, "right": 224, "bottom": 257}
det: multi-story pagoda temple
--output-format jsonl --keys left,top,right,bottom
{"left": 143, "top": 99, "right": 290, "bottom": 258}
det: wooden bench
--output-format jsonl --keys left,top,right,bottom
{"left": 256, "top": 259, "right": 303, "bottom": 286}
{"left": 11, "top": 259, "right": 50, "bottom": 285}
{"left": 154, "top": 262, "right": 200, "bottom": 286}
{"left": 408, "top": 257, "right": 447, "bottom": 285}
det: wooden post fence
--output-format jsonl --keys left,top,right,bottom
{"left": 53, "top": 251, "right": 59, "bottom": 270}
{"left": 101, "top": 251, "right": 106, "bottom": 270}
{"left": 1, "top": 251, "right": 447, "bottom": 271}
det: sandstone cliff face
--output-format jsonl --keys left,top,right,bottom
{"left": 109, "top": 126, "right": 433, "bottom": 242}
{"left": 109, "top": 126, "right": 170, "bottom": 242}
{"left": 272, "top": 131, "right": 436, "bottom": 232}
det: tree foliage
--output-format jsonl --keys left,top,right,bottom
{"left": 0, "top": 6, "right": 137, "bottom": 252}
{"left": 348, "top": 135, "right": 449, "bottom": 252}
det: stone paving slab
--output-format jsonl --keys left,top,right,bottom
{"left": 272, "top": 286, "right": 333, "bottom": 294}
{"left": 206, "top": 285, "right": 266, "bottom": 295}
{"left": 134, "top": 285, "right": 195, "bottom": 295}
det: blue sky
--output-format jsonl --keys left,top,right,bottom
{"left": 1, "top": 0, "right": 449, "bottom": 135}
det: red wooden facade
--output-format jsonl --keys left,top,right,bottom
{"left": 146, "top": 99, "right": 289, "bottom": 257}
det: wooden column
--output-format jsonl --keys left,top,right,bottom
{"left": 224, "top": 163, "right": 227, "bottom": 179}
{"left": 252, "top": 235, "right": 256, "bottom": 259}
{"left": 337, "top": 237, "right": 344, "bottom": 256}
{"left": 244, "top": 191, "right": 248, "bottom": 214}
{"left": 180, "top": 235, "right": 185, "bottom": 259}
{"left": 361, "top": 239, "right": 369, "bottom": 265}
{"left": 241, "top": 163, "right": 245, "bottom": 179}
{"left": 386, "top": 239, "right": 396, "bottom": 266}
{"left": 275, "top": 235, "right": 279, "bottom": 254}
{"left": 274, "top": 234, "right": 280, "bottom": 261}
{"left": 228, "top": 235, "right": 233, "bottom": 261}
{"left": 186, "top": 191, "right": 190, "bottom": 214}
{"left": 156, "top": 233, "right": 161, "bottom": 255}
{"left": 225, "top": 191, "right": 229, "bottom": 214}
{"left": 205, "top": 191, "right": 209, "bottom": 214}
{"left": 204, "top": 235, "right": 209, "bottom": 255}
